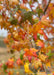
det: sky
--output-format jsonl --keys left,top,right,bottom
{"left": 0, "top": 0, "right": 54, "bottom": 37}
{"left": 0, "top": 28, "right": 7, "bottom": 37}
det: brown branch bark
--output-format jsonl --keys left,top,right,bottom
{"left": 44, "top": 0, "right": 51, "bottom": 14}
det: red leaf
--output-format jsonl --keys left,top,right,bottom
{"left": 38, "top": 30, "right": 44, "bottom": 34}
{"left": 0, "top": 63, "right": 3, "bottom": 68}
{"left": 53, "top": 73, "right": 54, "bottom": 75}
{"left": 28, "top": 56, "right": 32, "bottom": 63}
{"left": 4, "top": 38, "right": 9, "bottom": 44}
{"left": 16, "top": 58, "right": 23, "bottom": 65}
{"left": 33, "top": 33, "right": 37, "bottom": 41}
{"left": 23, "top": 0, "right": 28, "bottom": 3}
{"left": 30, "top": 5, "right": 34, "bottom": 8}
{"left": 43, "top": 33, "right": 48, "bottom": 40}
{"left": 22, "top": 35, "right": 25, "bottom": 40}
{"left": 36, "top": 40, "right": 44, "bottom": 48}
{"left": 32, "top": 52, "right": 37, "bottom": 57}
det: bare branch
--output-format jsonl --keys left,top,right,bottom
{"left": 37, "top": 0, "right": 39, "bottom": 5}
{"left": 44, "top": 0, "right": 51, "bottom": 14}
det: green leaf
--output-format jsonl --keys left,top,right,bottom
{"left": 33, "top": 18, "right": 39, "bottom": 24}
{"left": 3, "top": 64, "right": 7, "bottom": 73}
{"left": 18, "top": 5, "right": 20, "bottom": 10}
{"left": 21, "top": 9, "right": 26, "bottom": 13}
{"left": 37, "top": 33, "right": 40, "bottom": 39}
{"left": 13, "top": 5, "right": 20, "bottom": 13}
{"left": 14, "top": 7, "right": 18, "bottom": 12}
{"left": 13, "top": 6, "right": 19, "bottom": 13}
{"left": 9, "top": 16, "right": 13, "bottom": 21}
{"left": 0, "top": 1, "right": 1, "bottom": 4}
{"left": 29, "top": 1, "right": 32, "bottom": 5}
{"left": 36, "top": 8, "right": 43, "bottom": 17}
{"left": 10, "top": 19, "right": 18, "bottom": 25}
{"left": 20, "top": 54, "right": 23, "bottom": 60}
{"left": 46, "top": 50, "right": 54, "bottom": 59}
{"left": 34, "top": 0, "right": 37, "bottom": 1}
{"left": 22, "top": 11, "right": 35, "bottom": 24}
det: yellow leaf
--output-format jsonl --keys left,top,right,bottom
{"left": 39, "top": 52, "right": 47, "bottom": 62}
{"left": 46, "top": 62, "right": 51, "bottom": 68}
{"left": 9, "top": 0, "right": 19, "bottom": 5}
{"left": 0, "top": 5, "right": 3, "bottom": 10}
{"left": 24, "top": 63, "right": 33, "bottom": 74}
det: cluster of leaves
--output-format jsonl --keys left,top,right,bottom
{"left": 0, "top": 0, "right": 54, "bottom": 75}
{"left": 22, "top": 11, "right": 35, "bottom": 24}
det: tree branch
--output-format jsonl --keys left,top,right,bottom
{"left": 48, "top": 37, "right": 54, "bottom": 40}
{"left": 37, "top": 0, "right": 39, "bottom": 5}
{"left": 44, "top": 0, "right": 51, "bottom": 14}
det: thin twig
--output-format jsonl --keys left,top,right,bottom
{"left": 37, "top": 0, "right": 39, "bottom": 5}
{"left": 44, "top": 0, "right": 51, "bottom": 14}
{"left": 43, "top": 64, "right": 47, "bottom": 73}
{"left": 28, "top": 2, "right": 33, "bottom": 11}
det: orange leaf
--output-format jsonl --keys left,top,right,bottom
{"left": 36, "top": 40, "right": 44, "bottom": 48}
